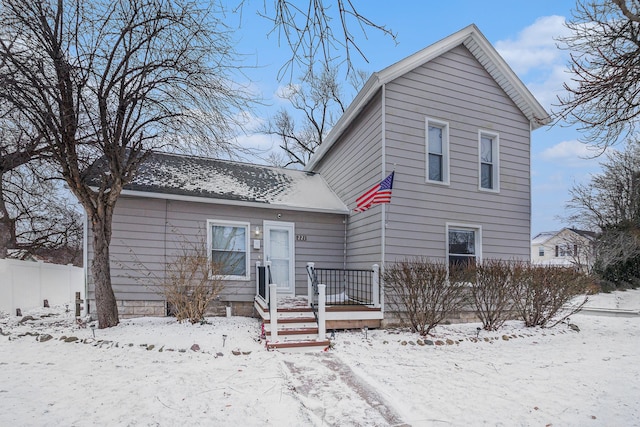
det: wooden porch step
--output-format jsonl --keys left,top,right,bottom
{"left": 265, "top": 327, "right": 318, "bottom": 336}
{"left": 266, "top": 339, "right": 331, "bottom": 352}
{"left": 264, "top": 316, "right": 316, "bottom": 324}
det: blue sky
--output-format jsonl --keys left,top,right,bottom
{"left": 223, "top": 0, "right": 603, "bottom": 237}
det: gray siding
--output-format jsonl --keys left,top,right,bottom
{"left": 314, "top": 90, "right": 384, "bottom": 269}
{"left": 88, "top": 196, "right": 346, "bottom": 303}
{"left": 383, "top": 44, "right": 531, "bottom": 263}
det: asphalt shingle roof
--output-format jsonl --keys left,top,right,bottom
{"left": 87, "top": 152, "right": 348, "bottom": 213}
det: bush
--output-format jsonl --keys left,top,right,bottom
{"left": 470, "top": 259, "right": 514, "bottom": 331}
{"left": 511, "top": 263, "right": 595, "bottom": 328}
{"left": 160, "top": 238, "right": 227, "bottom": 324}
{"left": 383, "top": 257, "right": 470, "bottom": 336}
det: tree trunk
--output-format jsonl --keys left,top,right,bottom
{"left": 91, "top": 214, "right": 119, "bottom": 328}
{"left": 0, "top": 220, "right": 9, "bottom": 258}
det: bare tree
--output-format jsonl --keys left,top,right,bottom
{"left": 567, "top": 142, "right": 640, "bottom": 230}
{"left": 1, "top": 161, "right": 83, "bottom": 263}
{"left": 263, "top": 66, "right": 368, "bottom": 167}
{"left": 0, "top": 0, "right": 250, "bottom": 328}
{"left": 557, "top": 0, "right": 640, "bottom": 147}
{"left": 566, "top": 141, "right": 640, "bottom": 284}
{"left": 256, "top": 0, "right": 396, "bottom": 79}
{"left": 0, "top": 107, "right": 79, "bottom": 259}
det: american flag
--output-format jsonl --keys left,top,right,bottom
{"left": 354, "top": 171, "right": 394, "bottom": 213}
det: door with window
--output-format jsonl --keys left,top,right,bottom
{"left": 264, "top": 221, "right": 295, "bottom": 295}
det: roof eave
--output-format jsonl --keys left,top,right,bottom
{"left": 117, "top": 188, "right": 350, "bottom": 215}
{"left": 305, "top": 24, "right": 551, "bottom": 171}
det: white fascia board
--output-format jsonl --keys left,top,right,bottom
{"left": 118, "top": 189, "right": 350, "bottom": 215}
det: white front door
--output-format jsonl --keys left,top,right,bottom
{"left": 264, "top": 221, "right": 295, "bottom": 295}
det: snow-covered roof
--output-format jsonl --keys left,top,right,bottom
{"left": 306, "top": 24, "right": 551, "bottom": 171}
{"left": 88, "top": 152, "right": 349, "bottom": 214}
{"left": 532, "top": 228, "right": 597, "bottom": 245}
{"left": 531, "top": 231, "right": 558, "bottom": 245}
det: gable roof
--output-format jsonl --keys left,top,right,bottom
{"left": 305, "top": 24, "right": 551, "bottom": 171}
{"left": 532, "top": 228, "right": 597, "bottom": 245}
{"left": 87, "top": 152, "right": 349, "bottom": 214}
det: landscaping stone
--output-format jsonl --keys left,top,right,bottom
{"left": 190, "top": 344, "right": 200, "bottom": 352}
{"left": 37, "top": 334, "right": 53, "bottom": 342}
{"left": 64, "top": 336, "right": 79, "bottom": 343}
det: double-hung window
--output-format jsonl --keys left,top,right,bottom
{"left": 447, "top": 224, "right": 481, "bottom": 268}
{"left": 426, "top": 118, "right": 449, "bottom": 184}
{"left": 207, "top": 220, "right": 250, "bottom": 280}
{"left": 479, "top": 131, "right": 499, "bottom": 191}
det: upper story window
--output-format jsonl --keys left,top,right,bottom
{"left": 426, "top": 118, "right": 449, "bottom": 184}
{"left": 538, "top": 246, "right": 545, "bottom": 257}
{"left": 207, "top": 219, "right": 250, "bottom": 280}
{"left": 479, "top": 130, "right": 499, "bottom": 191}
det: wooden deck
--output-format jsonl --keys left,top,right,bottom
{"left": 254, "top": 296, "right": 382, "bottom": 330}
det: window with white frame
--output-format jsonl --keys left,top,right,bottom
{"left": 447, "top": 225, "right": 481, "bottom": 268}
{"left": 479, "top": 131, "right": 499, "bottom": 191}
{"left": 538, "top": 246, "right": 545, "bottom": 257}
{"left": 207, "top": 220, "right": 250, "bottom": 279}
{"left": 426, "top": 118, "right": 449, "bottom": 184}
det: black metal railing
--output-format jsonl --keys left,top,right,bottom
{"left": 306, "top": 264, "right": 320, "bottom": 322}
{"left": 257, "top": 264, "right": 272, "bottom": 304}
{"left": 314, "top": 267, "right": 375, "bottom": 306}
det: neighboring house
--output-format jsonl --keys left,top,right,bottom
{"left": 85, "top": 25, "right": 550, "bottom": 345}
{"left": 531, "top": 228, "right": 596, "bottom": 272}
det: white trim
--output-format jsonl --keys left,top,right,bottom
{"left": 446, "top": 222, "right": 483, "bottom": 263}
{"left": 381, "top": 84, "right": 387, "bottom": 267}
{"left": 117, "top": 188, "right": 349, "bottom": 215}
{"left": 263, "top": 220, "right": 296, "bottom": 295}
{"left": 305, "top": 24, "right": 550, "bottom": 172}
{"left": 426, "top": 117, "right": 450, "bottom": 185}
{"left": 478, "top": 129, "right": 500, "bottom": 193}
{"left": 207, "top": 219, "right": 251, "bottom": 281}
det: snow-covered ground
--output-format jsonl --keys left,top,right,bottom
{"left": 1, "top": 290, "right": 639, "bottom": 427}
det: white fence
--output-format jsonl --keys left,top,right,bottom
{"left": 0, "top": 258, "right": 84, "bottom": 314}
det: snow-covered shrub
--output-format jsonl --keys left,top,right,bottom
{"left": 383, "top": 257, "right": 470, "bottom": 336}
{"left": 511, "top": 263, "right": 595, "bottom": 328}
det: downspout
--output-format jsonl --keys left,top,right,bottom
{"left": 528, "top": 120, "right": 533, "bottom": 261}
{"left": 380, "top": 84, "right": 386, "bottom": 313}
{"left": 381, "top": 84, "right": 387, "bottom": 267}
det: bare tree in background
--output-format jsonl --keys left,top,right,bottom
{"left": 0, "top": 0, "right": 250, "bottom": 328}
{"left": 566, "top": 141, "right": 640, "bottom": 285}
{"left": 0, "top": 109, "right": 82, "bottom": 263}
{"left": 263, "top": 66, "right": 368, "bottom": 167}
{"left": 558, "top": 0, "right": 640, "bottom": 147}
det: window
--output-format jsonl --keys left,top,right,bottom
{"left": 207, "top": 220, "right": 250, "bottom": 280}
{"left": 479, "top": 131, "right": 499, "bottom": 191}
{"left": 426, "top": 118, "right": 449, "bottom": 184}
{"left": 555, "top": 244, "right": 575, "bottom": 257}
{"left": 447, "top": 224, "right": 481, "bottom": 268}
{"left": 538, "top": 246, "right": 545, "bottom": 257}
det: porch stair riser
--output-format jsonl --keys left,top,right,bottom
{"left": 255, "top": 299, "right": 330, "bottom": 352}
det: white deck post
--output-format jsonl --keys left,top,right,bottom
{"left": 307, "top": 262, "right": 315, "bottom": 307}
{"left": 269, "top": 283, "right": 278, "bottom": 341}
{"left": 317, "top": 284, "right": 326, "bottom": 341}
{"left": 372, "top": 264, "right": 380, "bottom": 308}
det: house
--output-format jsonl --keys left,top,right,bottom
{"left": 531, "top": 228, "right": 596, "bottom": 272}
{"left": 85, "top": 24, "right": 550, "bottom": 349}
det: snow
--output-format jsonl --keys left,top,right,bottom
{"left": 1, "top": 290, "right": 639, "bottom": 426}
